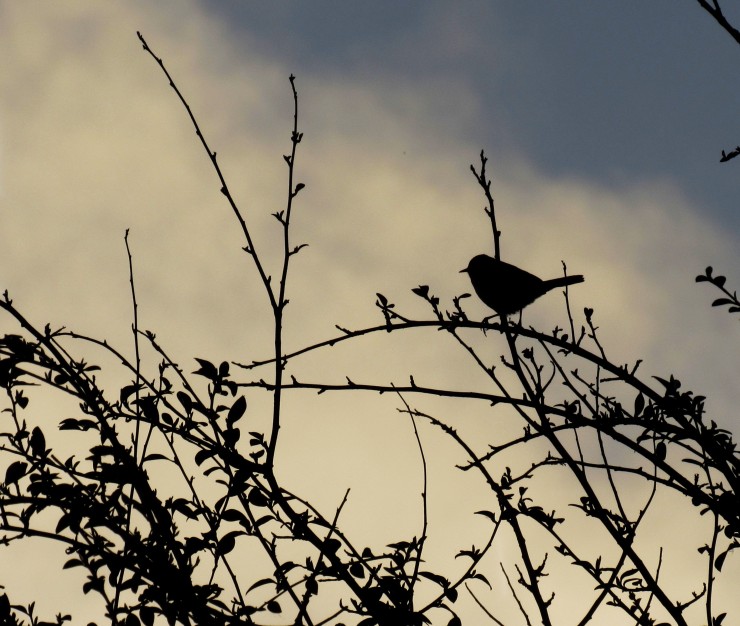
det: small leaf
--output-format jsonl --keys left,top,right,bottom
{"left": 475, "top": 510, "right": 498, "bottom": 523}
{"left": 634, "top": 393, "right": 645, "bottom": 418}
{"left": 222, "top": 428, "right": 241, "bottom": 447}
{"left": 4, "top": 461, "right": 27, "bottom": 485}
{"left": 712, "top": 298, "right": 733, "bottom": 307}
{"left": 222, "top": 508, "right": 248, "bottom": 524}
{"left": 248, "top": 488, "right": 270, "bottom": 507}
{"left": 194, "top": 448, "right": 216, "bottom": 466}
{"left": 119, "top": 383, "right": 140, "bottom": 405}
{"left": 716, "top": 550, "right": 727, "bottom": 572}
{"left": 29, "top": 426, "right": 46, "bottom": 457}
{"left": 227, "top": 396, "right": 247, "bottom": 426}
{"left": 323, "top": 537, "right": 341, "bottom": 554}
{"left": 125, "top": 614, "right": 141, "bottom": 626}
{"left": 217, "top": 533, "right": 237, "bottom": 556}
{"left": 305, "top": 577, "right": 318, "bottom": 596}
{"left": 140, "top": 607, "right": 155, "bottom": 626}
{"left": 418, "top": 571, "right": 449, "bottom": 589}
{"left": 193, "top": 358, "right": 218, "bottom": 381}
{"left": 177, "top": 391, "right": 193, "bottom": 413}
{"left": 171, "top": 498, "right": 199, "bottom": 520}
{"left": 246, "top": 577, "right": 275, "bottom": 594}
{"left": 54, "top": 372, "right": 69, "bottom": 385}
{"left": 143, "top": 453, "right": 169, "bottom": 463}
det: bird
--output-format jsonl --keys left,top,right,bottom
{"left": 461, "top": 254, "right": 584, "bottom": 316}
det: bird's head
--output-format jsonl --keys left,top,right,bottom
{"left": 460, "top": 254, "right": 492, "bottom": 276}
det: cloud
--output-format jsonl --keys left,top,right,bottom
{"left": 1, "top": 2, "right": 738, "bottom": 622}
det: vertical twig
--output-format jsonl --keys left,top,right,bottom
{"left": 394, "top": 389, "right": 429, "bottom": 602}
{"left": 111, "top": 228, "right": 143, "bottom": 622}
{"left": 470, "top": 150, "right": 501, "bottom": 260}
{"left": 267, "top": 74, "right": 304, "bottom": 465}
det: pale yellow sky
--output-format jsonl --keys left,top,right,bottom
{"left": 1, "top": 2, "right": 739, "bottom": 624}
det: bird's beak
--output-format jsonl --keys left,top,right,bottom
{"left": 459, "top": 268, "right": 468, "bottom": 274}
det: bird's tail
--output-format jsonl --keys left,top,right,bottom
{"left": 544, "top": 275, "right": 585, "bottom": 290}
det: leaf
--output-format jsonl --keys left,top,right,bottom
{"left": 305, "top": 577, "right": 318, "bottom": 596}
{"left": 323, "top": 537, "right": 341, "bottom": 554}
{"left": 712, "top": 298, "right": 733, "bottom": 307}
{"left": 222, "top": 428, "right": 241, "bottom": 447}
{"left": 248, "top": 488, "right": 269, "bottom": 507}
{"left": 139, "top": 397, "right": 159, "bottom": 423}
{"left": 418, "top": 571, "right": 449, "bottom": 589}
{"left": 221, "top": 508, "right": 248, "bottom": 524}
{"left": 4, "top": 461, "right": 27, "bottom": 485}
{"left": 350, "top": 562, "right": 365, "bottom": 578}
{"left": 54, "top": 372, "right": 69, "bottom": 385}
{"left": 715, "top": 549, "right": 728, "bottom": 572}
{"left": 29, "top": 426, "right": 46, "bottom": 457}
{"left": 456, "top": 548, "right": 480, "bottom": 560}
{"left": 170, "top": 498, "right": 199, "bottom": 520}
{"left": 217, "top": 530, "right": 243, "bottom": 556}
{"left": 470, "top": 572, "right": 491, "bottom": 588}
{"left": 216, "top": 533, "right": 236, "bottom": 556}
{"left": 246, "top": 577, "right": 275, "bottom": 594}
{"left": 194, "top": 448, "right": 216, "bottom": 466}
{"left": 475, "top": 510, "right": 498, "bottom": 523}
{"left": 16, "top": 392, "right": 28, "bottom": 409}
{"left": 119, "top": 383, "right": 140, "bottom": 405}
{"left": 193, "top": 358, "right": 218, "bottom": 381}
{"left": 140, "top": 607, "right": 155, "bottom": 626}
{"left": 227, "top": 396, "right": 247, "bottom": 425}
{"left": 634, "top": 393, "right": 645, "bottom": 418}
{"left": 266, "top": 600, "right": 281, "bottom": 614}
{"left": 143, "top": 453, "right": 169, "bottom": 464}
{"left": 177, "top": 391, "right": 193, "bottom": 413}
{"left": 59, "top": 418, "right": 98, "bottom": 431}
{"left": 124, "top": 614, "right": 141, "bottom": 626}
{"left": 276, "top": 561, "right": 298, "bottom": 576}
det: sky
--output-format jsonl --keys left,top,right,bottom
{"left": 1, "top": 2, "right": 739, "bottom": 624}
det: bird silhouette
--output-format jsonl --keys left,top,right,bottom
{"left": 461, "top": 254, "right": 584, "bottom": 316}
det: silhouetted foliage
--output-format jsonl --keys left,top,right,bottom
{"left": 1, "top": 27, "right": 738, "bottom": 626}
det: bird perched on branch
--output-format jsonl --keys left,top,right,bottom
{"left": 461, "top": 254, "right": 584, "bottom": 316}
